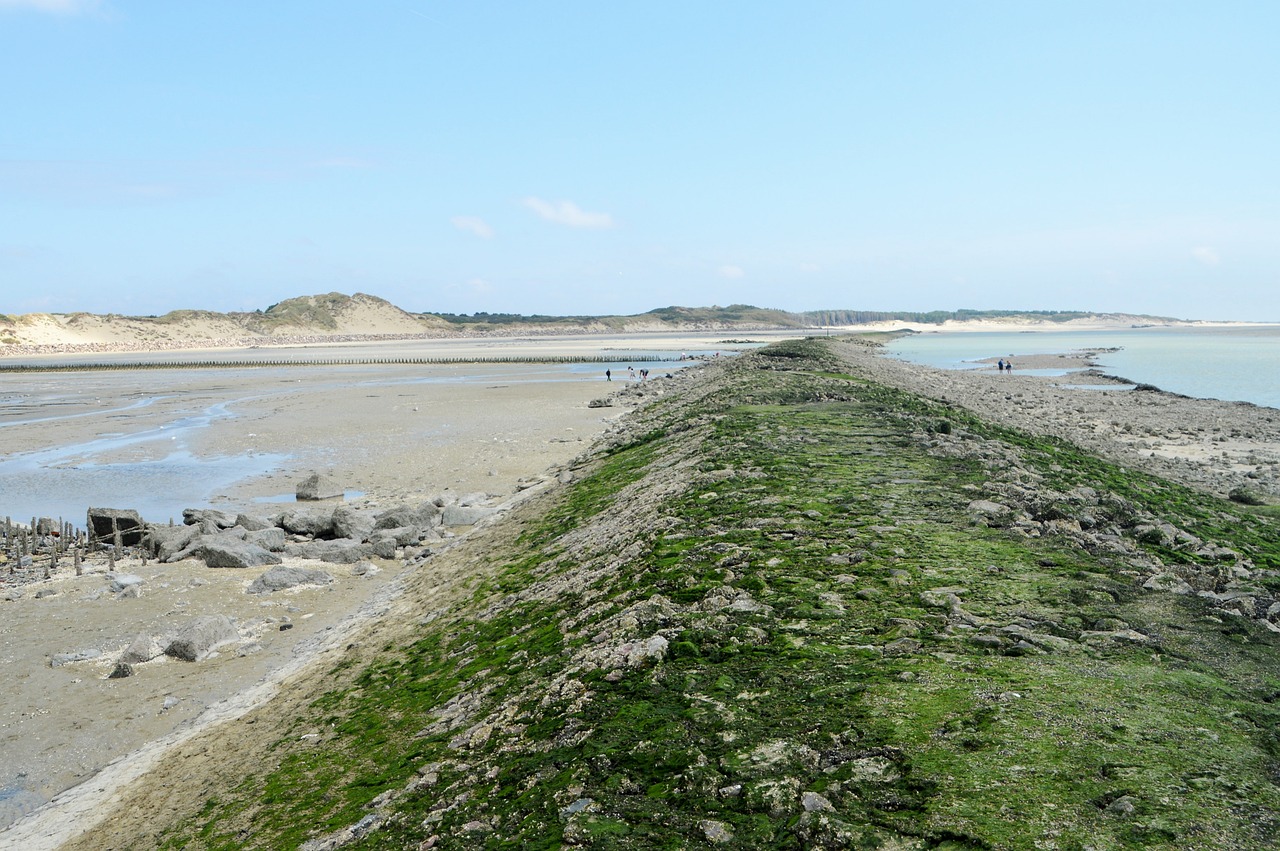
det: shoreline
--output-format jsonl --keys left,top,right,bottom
{"left": 4, "top": 333, "right": 1279, "bottom": 847}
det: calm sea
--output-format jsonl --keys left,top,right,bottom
{"left": 884, "top": 325, "right": 1280, "bottom": 410}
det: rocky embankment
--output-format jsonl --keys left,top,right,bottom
{"left": 834, "top": 337, "right": 1280, "bottom": 501}
{"left": 12, "top": 336, "right": 1280, "bottom": 850}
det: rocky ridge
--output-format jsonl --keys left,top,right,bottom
{"left": 21, "top": 336, "right": 1280, "bottom": 850}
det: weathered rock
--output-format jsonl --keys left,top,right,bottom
{"left": 372, "top": 526, "right": 419, "bottom": 547}
{"left": 87, "top": 507, "right": 146, "bottom": 546}
{"left": 108, "top": 662, "right": 134, "bottom": 679}
{"left": 332, "top": 505, "right": 376, "bottom": 541}
{"left": 275, "top": 507, "right": 336, "bottom": 538}
{"left": 247, "top": 566, "right": 335, "bottom": 594}
{"left": 296, "top": 472, "right": 345, "bottom": 501}
{"left": 182, "top": 508, "right": 239, "bottom": 532}
{"left": 1143, "top": 572, "right": 1194, "bottom": 595}
{"left": 246, "top": 527, "right": 287, "bottom": 552}
{"left": 165, "top": 615, "right": 239, "bottom": 661}
{"left": 147, "top": 524, "right": 199, "bottom": 561}
{"left": 119, "top": 633, "right": 162, "bottom": 664}
{"left": 374, "top": 502, "right": 441, "bottom": 531}
{"left": 367, "top": 535, "right": 398, "bottom": 559}
{"left": 234, "top": 513, "right": 274, "bottom": 532}
{"left": 186, "top": 537, "right": 282, "bottom": 569}
{"left": 287, "top": 539, "right": 372, "bottom": 564}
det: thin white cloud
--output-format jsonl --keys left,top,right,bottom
{"left": 465, "top": 278, "right": 492, "bottom": 294}
{"left": 0, "top": 0, "right": 100, "bottom": 13}
{"left": 451, "top": 216, "right": 494, "bottom": 239}
{"left": 1191, "top": 246, "right": 1221, "bottom": 266}
{"left": 717, "top": 265, "right": 745, "bottom": 279}
{"left": 522, "top": 197, "right": 614, "bottom": 229}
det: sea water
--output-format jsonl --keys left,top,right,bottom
{"left": 885, "top": 326, "right": 1280, "bottom": 410}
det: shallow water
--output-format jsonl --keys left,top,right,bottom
{"left": 0, "top": 355, "right": 701, "bottom": 527}
{"left": 886, "top": 326, "right": 1280, "bottom": 409}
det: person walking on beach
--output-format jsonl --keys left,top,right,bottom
{"left": 606, "top": 369, "right": 611, "bottom": 381}
{"left": 997, "top": 359, "right": 1005, "bottom": 372}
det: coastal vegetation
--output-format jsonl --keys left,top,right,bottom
{"left": 0, "top": 291, "right": 1184, "bottom": 352}
{"left": 87, "top": 336, "right": 1280, "bottom": 851}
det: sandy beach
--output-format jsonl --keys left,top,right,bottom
{"left": 0, "top": 331, "right": 800, "bottom": 840}
{"left": 3, "top": 328, "right": 1279, "bottom": 848}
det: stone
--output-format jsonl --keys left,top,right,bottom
{"left": 107, "top": 574, "right": 145, "bottom": 594}
{"left": 372, "top": 526, "right": 419, "bottom": 547}
{"left": 331, "top": 505, "right": 375, "bottom": 541}
{"left": 367, "top": 534, "right": 398, "bottom": 559}
{"left": 275, "top": 507, "right": 336, "bottom": 538}
{"left": 182, "top": 508, "right": 240, "bottom": 532}
{"left": 374, "top": 502, "right": 441, "bottom": 531}
{"left": 1143, "top": 573, "right": 1195, "bottom": 595}
{"left": 801, "top": 791, "right": 834, "bottom": 812}
{"left": 246, "top": 527, "right": 287, "bottom": 552}
{"left": 296, "top": 472, "right": 345, "bottom": 501}
{"left": 165, "top": 615, "right": 239, "bottom": 661}
{"left": 148, "top": 524, "right": 199, "bottom": 561}
{"left": 87, "top": 507, "right": 146, "bottom": 547}
{"left": 186, "top": 537, "right": 282, "bottom": 569}
{"left": 119, "top": 634, "right": 161, "bottom": 664}
{"left": 247, "top": 566, "right": 334, "bottom": 594}
{"left": 700, "top": 819, "right": 734, "bottom": 843}
{"left": 234, "top": 513, "right": 274, "bottom": 532}
{"left": 287, "top": 539, "right": 372, "bottom": 564}
{"left": 108, "top": 662, "right": 134, "bottom": 679}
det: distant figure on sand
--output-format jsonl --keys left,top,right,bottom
{"left": 605, "top": 369, "right": 611, "bottom": 381}
{"left": 997, "top": 359, "right": 1005, "bottom": 372}
{"left": 627, "top": 366, "right": 635, "bottom": 380}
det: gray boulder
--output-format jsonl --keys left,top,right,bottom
{"left": 182, "top": 508, "right": 240, "bottom": 533}
{"left": 186, "top": 537, "right": 282, "bottom": 568}
{"left": 247, "top": 566, "right": 334, "bottom": 594}
{"left": 235, "top": 513, "right": 274, "bottom": 532}
{"left": 246, "top": 527, "right": 287, "bottom": 552}
{"left": 372, "top": 526, "right": 419, "bottom": 547}
{"left": 374, "top": 502, "right": 441, "bottom": 531}
{"left": 296, "top": 472, "right": 345, "bottom": 501}
{"left": 119, "top": 633, "right": 162, "bottom": 664}
{"left": 275, "top": 507, "right": 336, "bottom": 538}
{"left": 287, "top": 539, "right": 371, "bottom": 564}
{"left": 367, "top": 535, "right": 398, "bottom": 559}
{"left": 147, "top": 524, "right": 200, "bottom": 561}
{"left": 165, "top": 615, "right": 239, "bottom": 661}
{"left": 87, "top": 507, "right": 147, "bottom": 546}
{"left": 332, "top": 505, "right": 375, "bottom": 541}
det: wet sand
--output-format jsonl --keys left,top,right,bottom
{"left": 0, "top": 332, "right": 795, "bottom": 840}
{"left": 5, "top": 329, "right": 1278, "bottom": 848}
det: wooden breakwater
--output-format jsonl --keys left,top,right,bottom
{"left": 2, "top": 516, "right": 87, "bottom": 585}
{"left": 0, "top": 354, "right": 685, "bottom": 373}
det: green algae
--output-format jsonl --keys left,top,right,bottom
{"left": 154, "top": 339, "right": 1280, "bottom": 851}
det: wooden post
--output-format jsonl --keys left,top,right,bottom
{"left": 74, "top": 546, "right": 82, "bottom": 577}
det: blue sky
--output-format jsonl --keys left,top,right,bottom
{"left": 2, "top": 1, "right": 1277, "bottom": 321}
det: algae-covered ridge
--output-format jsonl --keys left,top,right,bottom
{"left": 152, "top": 336, "right": 1280, "bottom": 850}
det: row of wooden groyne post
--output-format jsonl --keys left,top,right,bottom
{"left": 3, "top": 515, "right": 136, "bottom": 583}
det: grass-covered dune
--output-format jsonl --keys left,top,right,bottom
{"left": 70, "top": 337, "right": 1280, "bottom": 850}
